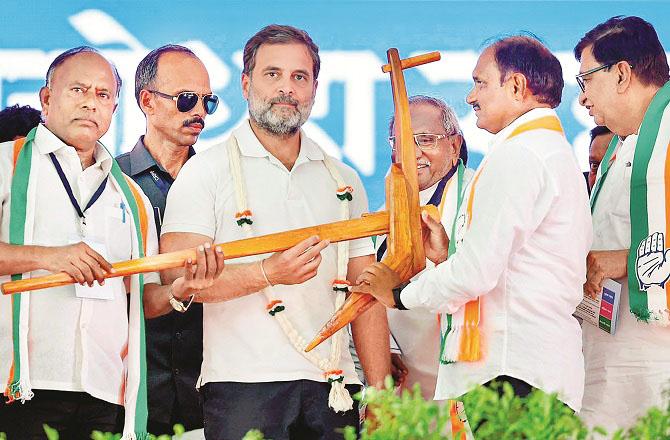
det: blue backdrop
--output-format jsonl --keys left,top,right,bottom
{"left": 2, "top": 1, "right": 668, "bottom": 208}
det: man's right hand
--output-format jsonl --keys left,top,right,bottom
{"left": 262, "top": 235, "right": 330, "bottom": 286}
{"left": 42, "top": 243, "right": 114, "bottom": 286}
{"left": 421, "top": 211, "right": 449, "bottom": 265}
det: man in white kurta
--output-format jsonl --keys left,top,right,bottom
{"left": 355, "top": 36, "right": 592, "bottom": 411}
{"left": 575, "top": 16, "right": 670, "bottom": 430}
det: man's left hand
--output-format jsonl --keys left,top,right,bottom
{"left": 172, "top": 242, "right": 225, "bottom": 300}
{"left": 352, "top": 262, "right": 401, "bottom": 308}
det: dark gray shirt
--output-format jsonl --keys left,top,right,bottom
{"left": 116, "top": 137, "right": 202, "bottom": 430}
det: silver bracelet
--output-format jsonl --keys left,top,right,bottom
{"left": 259, "top": 259, "right": 273, "bottom": 287}
{"left": 169, "top": 286, "right": 195, "bottom": 313}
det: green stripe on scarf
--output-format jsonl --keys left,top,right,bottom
{"left": 6, "top": 127, "right": 36, "bottom": 398}
{"left": 108, "top": 158, "right": 148, "bottom": 437}
{"left": 439, "top": 160, "right": 464, "bottom": 364}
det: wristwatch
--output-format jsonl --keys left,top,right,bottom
{"left": 392, "top": 283, "right": 409, "bottom": 310}
{"left": 169, "top": 287, "right": 195, "bottom": 313}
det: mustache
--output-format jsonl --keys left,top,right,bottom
{"left": 270, "top": 95, "right": 299, "bottom": 106}
{"left": 183, "top": 117, "right": 205, "bottom": 129}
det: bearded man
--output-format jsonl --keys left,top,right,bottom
{"left": 159, "top": 25, "right": 390, "bottom": 440}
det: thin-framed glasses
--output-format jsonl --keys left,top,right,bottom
{"left": 149, "top": 90, "right": 220, "bottom": 114}
{"left": 388, "top": 133, "right": 454, "bottom": 151}
{"left": 575, "top": 63, "right": 614, "bottom": 93}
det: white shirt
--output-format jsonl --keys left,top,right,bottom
{"left": 386, "top": 168, "right": 474, "bottom": 400}
{"left": 581, "top": 133, "right": 670, "bottom": 429}
{"left": 0, "top": 124, "right": 159, "bottom": 406}
{"left": 161, "top": 120, "right": 373, "bottom": 386}
{"left": 400, "top": 108, "right": 592, "bottom": 410}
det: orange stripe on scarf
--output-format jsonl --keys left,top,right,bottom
{"left": 449, "top": 400, "right": 467, "bottom": 440}
{"left": 11, "top": 137, "right": 26, "bottom": 175}
{"left": 124, "top": 177, "right": 148, "bottom": 253}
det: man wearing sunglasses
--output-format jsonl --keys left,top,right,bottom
{"left": 116, "top": 44, "right": 219, "bottom": 435}
{"left": 575, "top": 16, "right": 670, "bottom": 431}
{"left": 160, "top": 25, "right": 390, "bottom": 439}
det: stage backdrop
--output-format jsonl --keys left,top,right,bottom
{"left": 2, "top": 1, "right": 668, "bottom": 209}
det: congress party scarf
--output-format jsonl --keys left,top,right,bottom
{"left": 4, "top": 127, "right": 150, "bottom": 439}
{"left": 440, "top": 114, "right": 565, "bottom": 364}
{"left": 591, "top": 80, "right": 670, "bottom": 324}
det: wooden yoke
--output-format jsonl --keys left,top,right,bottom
{"left": 1, "top": 50, "right": 443, "bottom": 340}
{"left": 304, "top": 49, "right": 441, "bottom": 352}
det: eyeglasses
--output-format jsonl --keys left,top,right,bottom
{"left": 388, "top": 133, "right": 454, "bottom": 151}
{"left": 149, "top": 90, "right": 219, "bottom": 114}
{"left": 575, "top": 62, "right": 625, "bottom": 92}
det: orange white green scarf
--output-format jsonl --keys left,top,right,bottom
{"left": 439, "top": 114, "right": 565, "bottom": 364}
{"left": 4, "top": 127, "right": 150, "bottom": 439}
{"left": 591, "top": 80, "right": 670, "bottom": 325}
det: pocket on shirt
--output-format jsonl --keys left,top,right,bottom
{"left": 105, "top": 205, "right": 133, "bottom": 262}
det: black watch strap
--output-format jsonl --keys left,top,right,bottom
{"left": 392, "top": 283, "right": 409, "bottom": 310}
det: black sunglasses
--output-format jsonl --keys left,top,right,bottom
{"left": 149, "top": 90, "right": 219, "bottom": 114}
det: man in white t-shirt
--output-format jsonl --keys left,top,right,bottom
{"left": 354, "top": 36, "right": 591, "bottom": 411}
{"left": 161, "top": 25, "right": 390, "bottom": 439}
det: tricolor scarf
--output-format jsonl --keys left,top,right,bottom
{"left": 591, "top": 80, "right": 670, "bottom": 325}
{"left": 225, "top": 135, "right": 354, "bottom": 412}
{"left": 4, "top": 127, "right": 150, "bottom": 439}
{"left": 440, "top": 114, "right": 565, "bottom": 364}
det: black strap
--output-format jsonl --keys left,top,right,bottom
{"left": 376, "top": 163, "right": 458, "bottom": 261}
{"left": 149, "top": 169, "right": 172, "bottom": 198}
{"left": 49, "top": 152, "right": 108, "bottom": 222}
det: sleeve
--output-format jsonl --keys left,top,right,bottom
{"left": 161, "top": 153, "right": 218, "bottom": 239}
{"left": 344, "top": 165, "right": 374, "bottom": 259}
{"left": 401, "top": 143, "right": 552, "bottom": 313}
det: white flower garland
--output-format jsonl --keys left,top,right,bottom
{"left": 226, "top": 135, "right": 354, "bottom": 412}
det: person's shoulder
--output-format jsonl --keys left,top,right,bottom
{"left": 115, "top": 150, "right": 131, "bottom": 173}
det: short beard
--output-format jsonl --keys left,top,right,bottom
{"left": 247, "top": 86, "right": 313, "bottom": 136}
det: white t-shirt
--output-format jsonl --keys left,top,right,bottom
{"left": 581, "top": 132, "right": 670, "bottom": 430}
{"left": 0, "top": 124, "right": 159, "bottom": 406}
{"left": 161, "top": 120, "right": 373, "bottom": 386}
{"left": 401, "top": 108, "right": 592, "bottom": 411}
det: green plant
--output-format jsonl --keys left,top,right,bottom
{"left": 41, "top": 423, "right": 186, "bottom": 440}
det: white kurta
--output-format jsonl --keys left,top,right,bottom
{"left": 400, "top": 108, "right": 592, "bottom": 410}
{"left": 386, "top": 168, "right": 474, "bottom": 400}
{"left": 581, "top": 131, "right": 670, "bottom": 430}
{"left": 0, "top": 124, "right": 159, "bottom": 405}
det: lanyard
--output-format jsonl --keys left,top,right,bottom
{"left": 49, "top": 152, "right": 108, "bottom": 225}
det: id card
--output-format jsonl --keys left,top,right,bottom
{"left": 68, "top": 237, "right": 118, "bottom": 300}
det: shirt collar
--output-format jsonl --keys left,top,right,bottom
{"left": 233, "top": 119, "right": 324, "bottom": 162}
{"left": 127, "top": 136, "right": 196, "bottom": 176}
{"left": 490, "top": 107, "right": 558, "bottom": 148}
{"left": 35, "top": 123, "right": 113, "bottom": 174}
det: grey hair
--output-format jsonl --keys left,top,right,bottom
{"left": 134, "top": 44, "right": 197, "bottom": 107}
{"left": 388, "top": 95, "right": 462, "bottom": 137}
{"left": 388, "top": 95, "right": 468, "bottom": 165}
{"left": 45, "top": 46, "right": 122, "bottom": 97}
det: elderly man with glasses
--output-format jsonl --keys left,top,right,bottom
{"left": 376, "top": 95, "right": 474, "bottom": 400}
{"left": 575, "top": 16, "right": 670, "bottom": 431}
{"left": 116, "top": 44, "right": 221, "bottom": 435}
